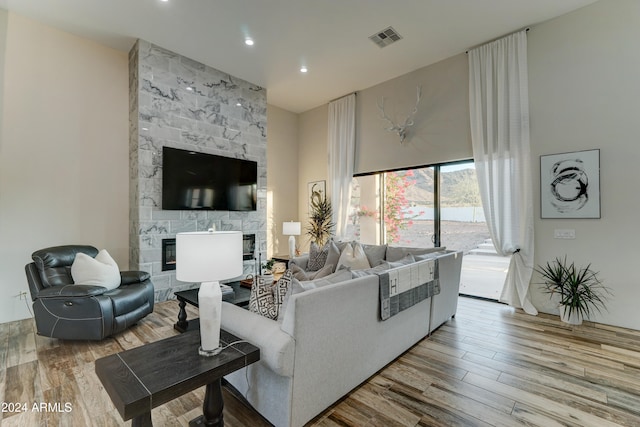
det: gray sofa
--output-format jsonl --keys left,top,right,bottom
{"left": 221, "top": 246, "right": 463, "bottom": 427}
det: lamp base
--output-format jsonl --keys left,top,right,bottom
{"left": 198, "top": 344, "right": 223, "bottom": 357}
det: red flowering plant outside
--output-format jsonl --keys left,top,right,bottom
{"left": 384, "top": 170, "right": 425, "bottom": 244}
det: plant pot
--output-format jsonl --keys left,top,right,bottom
{"left": 559, "top": 307, "right": 583, "bottom": 325}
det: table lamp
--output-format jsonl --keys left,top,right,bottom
{"left": 282, "top": 221, "right": 301, "bottom": 259}
{"left": 176, "top": 230, "right": 242, "bottom": 356}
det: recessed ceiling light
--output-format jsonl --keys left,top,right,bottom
{"left": 300, "top": 66, "right": 308, "bottom": 73}
{"left": 160, "top": 0, "right": 169, "bottom": 2}
{"left": 236, "top": 102, "right": 242, "bottom": 107}
{"left": 245, "top": 38, "right": 254, "bottom": 46}
{"left": 186, "top": 87, "right": 193, "bottom": 91}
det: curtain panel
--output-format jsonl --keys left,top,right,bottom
{"left": 468, "top": 30, "right": 537, "bottom": 315}
{"left": 328, "top": 94, "right": 356, "bottom": 239}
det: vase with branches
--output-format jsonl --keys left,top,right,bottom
{"left": 536, "top": 256, "right": 611, "bottom": 325}
{"left": 307, "top": 194, "right": 334, "bottom": 246}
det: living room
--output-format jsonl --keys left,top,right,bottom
{"left": 1, "top": 0, "right": 639, "bottom": 425}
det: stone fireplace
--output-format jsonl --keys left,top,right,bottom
{"left": 128, "top": 40, "right": 267, "bottom": 301}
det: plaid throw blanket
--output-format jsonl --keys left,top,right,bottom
{"left": 378, "top": 258, "right": 440, "bottom": 321}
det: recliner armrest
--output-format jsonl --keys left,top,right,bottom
{"left": 36, "top": 284, "right": 107, "bottom": 299}
{"left": 120, "top": 270, "right": 150, "bottom": 286}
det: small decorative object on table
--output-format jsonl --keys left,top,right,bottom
{"left": 259, "top": 258, "right": 276, "bottom": 285}
{"left": 536, "top": 256, "right": 611, "bottom": 325}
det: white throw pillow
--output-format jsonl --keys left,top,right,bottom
{"left": 71, "top": 249, "right": 121, "bottom": 291}
{"left": 336, "top": 242, "right": 371, "bottom": 271}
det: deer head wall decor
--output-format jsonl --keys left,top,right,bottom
{"left": 377, "top": 85, "right": 422, "bottom": 143}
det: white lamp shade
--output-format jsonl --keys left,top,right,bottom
{"left": 175, "top": 231, "right": 243, "bottom": 282}
{"left": 283, "top": 221, "right": 301, "bottom": 236}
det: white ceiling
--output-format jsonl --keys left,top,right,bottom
{"left": 0, "top": 0, "right": 597, "bottom": 113}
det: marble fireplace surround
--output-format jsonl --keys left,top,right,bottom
{"left": 129, "top": 40, "right": 268, "bottom": 302}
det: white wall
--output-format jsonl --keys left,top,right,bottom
{"left": 528, "top": 0, "right": 640, "bottom": 329}
{"left": 297, "top": 104, "right": 328, "bottom": 251}
{"left": 0, "top": 13, "right": 129, "bottom": 323}
{"left": 267, "top": 104, "right": 299, "bottom": 257}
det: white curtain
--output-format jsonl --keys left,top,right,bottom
{"left": 468, "top": 30, "right": 537, "bottom": 315}
{"left": 328, "top": 94, "right": 356, "bottom": 239}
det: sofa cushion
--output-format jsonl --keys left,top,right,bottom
{"left": 249, "top": 270, "right": 293, "bottom": 320}
{"left": 337, "top": 242, "right": 371, "bottom": 270}
{"left": 351, "top": 262, "right": 391, "bottom": 278}
{"left": 290, "top": 263, "right": 333, "bottom": 281}
{"left": 387, "top": 253, "right": 416, "bottom": 268}
{"left": 71, "top": 249, "right": 120, "bottom": 291}
{"left": 386, "top": 246, "right": 446, "bottom": 262}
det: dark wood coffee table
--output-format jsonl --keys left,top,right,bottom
{"left": 174, "top": 281, "right": 250, "bottom": 332}
{"left": 95, "top": 328, "right": 259, "bottom": 427}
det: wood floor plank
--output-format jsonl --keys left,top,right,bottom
{"left": 498, "top": 372, "right": 640, "bottom": 426}
{"left": 464, "top": 372, "right": 622, "bottom": 427}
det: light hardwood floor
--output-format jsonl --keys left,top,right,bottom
{"left": 2, "top": 297, "right": 640, "bottom": 426}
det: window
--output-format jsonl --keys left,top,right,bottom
{"left": 348, "top": 160, "right": 507, "bottom": 300}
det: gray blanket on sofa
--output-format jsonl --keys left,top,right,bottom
{"left": 378, "top": 258, "right": 440, "bottom": 320}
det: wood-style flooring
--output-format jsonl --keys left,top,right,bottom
{"left": 2, "top": 297, "right": 640, "bottom": 426}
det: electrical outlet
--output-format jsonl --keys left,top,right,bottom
{"left": 554, "top": 229, "right": 576, "bottom": 239}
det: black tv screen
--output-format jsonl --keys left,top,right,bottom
{"left": 162, "top": 147, "right": 257, "bottom": 211}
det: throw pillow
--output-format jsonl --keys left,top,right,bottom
{"left": 290, "top": 263, "right": 334, "bottom": 281}
{"left": 336, "top": 242, "right": 371, "bottom": 270}
{"left": 71, "top": 249, "right": 120, "bottom": 291}
{"left": 361, "top": 244, "right": 387, "bottom": 267}
{"left": 249, "top": 281, "right": 277, "bottom": 319}
{"left": 307, "top": 241, "right": 329, "bottom": 271}
{"left": 249, "top": 270, "right": 293, "bottom": 320}
{"left": 324, "top": 240, "right": 342, "bottom": 272}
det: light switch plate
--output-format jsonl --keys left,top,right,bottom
{"left": 554, "top": 229, "right": 576, "bottom": 239}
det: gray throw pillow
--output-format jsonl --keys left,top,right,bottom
{"left": 307, "top": 241, "right": 329, "bottom": 271}
{"left": 361, "top": 244, "right": 387, "bottom": 267}
{"left": 290, "top": 263, "right": 334, "bottom": 281}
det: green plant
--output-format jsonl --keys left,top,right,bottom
{"left": 261, "top": 259, "right": 276, "bottom": 274}
{"left": 536, "top": 256, "right": 611, "bottom": 320}
{"left": 307, "top": 195, "right": 334, "bottom": 246}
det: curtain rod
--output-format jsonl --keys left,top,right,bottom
{"left": 329, "top": 92, "right": 357, "bottom": 103}
{"left": 465, "top": 27, "right": 529, "bottom": 54}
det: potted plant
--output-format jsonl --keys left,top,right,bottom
{"left": 307, "top": 194, "right": 335, "bottom": 246}
{"left": 259, "top": 259, "right": 276, "bottom": 285}
{"left": 536, "top": 256, "right": 611, "bottom": 325}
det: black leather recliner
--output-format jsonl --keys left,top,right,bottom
{"left": 25, "top": 245, "right": 155, "bottom": 340}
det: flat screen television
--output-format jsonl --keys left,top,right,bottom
{"left": 162, "top": 146, "right": 257, "bottom": 211}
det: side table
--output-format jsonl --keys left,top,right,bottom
{"left": 95, "top": 329, "right": 259, "bottom": 427}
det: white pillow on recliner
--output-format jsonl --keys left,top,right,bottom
{"left": 71, "top": 249, "right": 120, "bottom": 290}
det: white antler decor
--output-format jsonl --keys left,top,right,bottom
{"left": 377, "top": 85, "right": 422, "bottom": 143}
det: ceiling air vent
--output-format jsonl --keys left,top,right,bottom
{"left": 369, "top": 26, "right": 403, "bottom": 48}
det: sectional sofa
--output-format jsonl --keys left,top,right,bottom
{"left": 220, "top": 246, "right": 463, "bottom": 427}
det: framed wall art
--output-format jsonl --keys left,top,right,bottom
{"left": 540, "top": 149, "right": 600, "bottom": 219}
